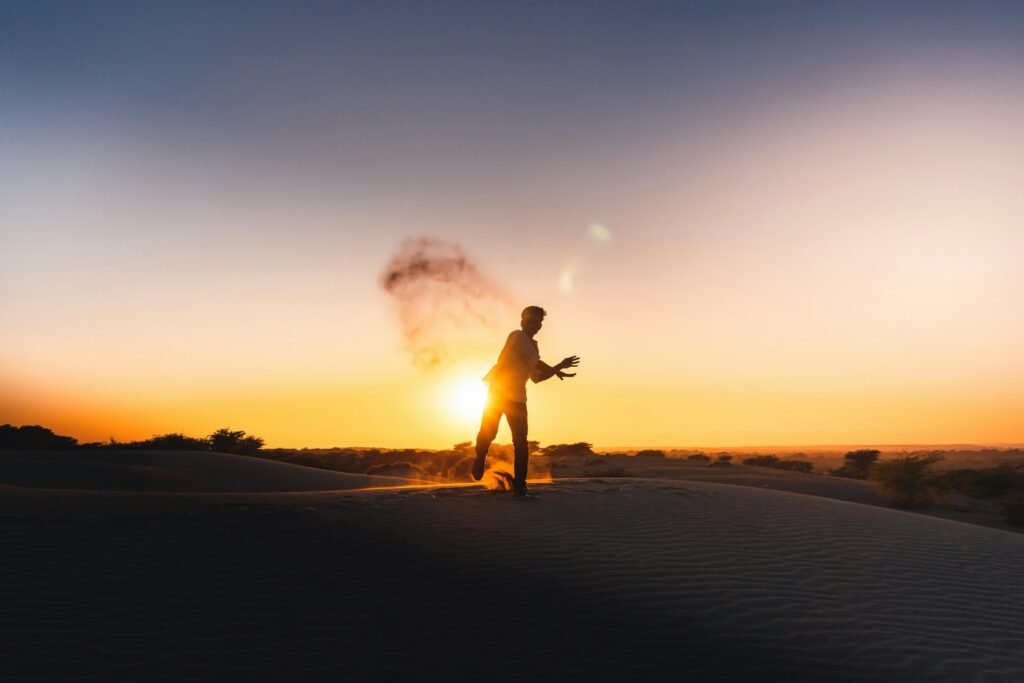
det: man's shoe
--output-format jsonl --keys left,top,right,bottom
{"left": 512, "top": 481, "right": 530, "bottom": 497}
{"left": 471, "top": 454, "right": 486, "bottom": 481}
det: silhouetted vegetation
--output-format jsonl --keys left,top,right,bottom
{"left": 830, "top": 449, "right": 880, "bottom": 479}
{"left": 686, "top": 453, "right": 711, "bottom": 463}
{"left": 742, "top": 455, "right": 813, "bottom": 473}
{"left": 208, "top": 428, "right": 264, "bottom": 455}
{"left": 928, "top": 463, "right": 1024, "bottom": 526}
{"left": 89, "top": 428, "right": 266, "bottom": 455}
{"left": 541, "top": 442, "right": 595, "bottom": 458}
{"left": 930, "top": 464, "right": 1024, "bottom": 500}
{"left": 635, "top": 449, "right": 666, "bottom": 458}
{"left": 870, "top": 454, "right": 944, "bottom": 508}
{"left": 129, "top": 433, "right": 211, "bottom": 451}
{"left": 14, "top": 425, "right": 265, "bottom": 456}
{"left": 0, "top": 424, "right": 77, "bottom": 450}
{"left": 710, "top": 454, "right": 732, "bottom": 467}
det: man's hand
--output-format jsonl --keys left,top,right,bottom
{"left": 554, "top": 355, "right": 580, "bottom": 380}
{"left": 555, "top": 355, "right": 580, "bottom": 371}
{"left": 532, "top": 356, "right": 581, "bottom": 383}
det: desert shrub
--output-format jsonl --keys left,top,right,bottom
{"left": 585, "top": 457, "right": 607, "bottom": 466}
{"left": 635, "top": 449, "right": 666, "bottom": 458}
{"left": 134, "top": 433, "right": 210, "bottom": 451}
{"left": 743, "top": 455, "right": 813, "bottom": 473}
{"left": 541, "top": 442, "right": 594, "bottom": 458}
{"left": 870, "top": 454, "right": 943, "bottom": 508}
{"left": 710, "top": 454, "right": 732, "bottom": 467}
{"left": 997, "top": 492, "right": 1024, "bottom": 526}
{"left": 0, "top": 424, "right": 77, "bottom": 450}
{"left": 687, "top": 453, "right": 711, "bottom": 463}
{"left": 930, "top": 464, "right": 1024, "bottom": 500}
{"left": 830, "top": 449, "right": 880, "bottom": 479}
{"left": 208, "top": 428, "right": 264, "bottom": 455}
{"left": 778, "top": 460, "right": 814, "bottom": 473}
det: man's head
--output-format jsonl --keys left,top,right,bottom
{"left": 521, "top": 305, "right": 546, "bottom": 337}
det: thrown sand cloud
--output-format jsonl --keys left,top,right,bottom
{"left": 381, "top": 237, "right": 514, "bottom": 371}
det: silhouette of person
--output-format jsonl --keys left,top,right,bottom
{"left": 472, "top": 306, "right": 580, "bottom": 496}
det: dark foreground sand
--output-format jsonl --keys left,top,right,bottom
{"left": 0, "top": 449, "right": 417, "bottom": 492}
{"left": 3, "top": 471, "right": 1024, "bottom": 681}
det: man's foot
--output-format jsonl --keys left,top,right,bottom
{"left": 512, "top": 480, "right": 529, "bottom": 497}
{"left": 471, "top": 453, "right": 486, "bottom": 481}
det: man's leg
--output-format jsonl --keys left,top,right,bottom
{"left": 473, "top": 393, "right": 503, "bottom": 481}
{"left": 506, "top": 401, "right": 529, "bottom": 494}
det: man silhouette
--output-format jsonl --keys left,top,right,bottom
{"left": 472, "top": 306, "right": 580, "bottom": 496}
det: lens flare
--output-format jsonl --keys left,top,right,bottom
{"left": 559, "top": 268, "right": 575, "bottom": 293}
{"left": 588, "top": 223, "right": 611, "bottom": 242}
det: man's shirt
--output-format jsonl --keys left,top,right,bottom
{"left": 483, "top": 329, "right": 541, "bottom": 403}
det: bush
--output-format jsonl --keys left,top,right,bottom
{"left": 208, "top": 428, "right": 264, "bottom": 455}
{"left": 541, "top": 442, "right": 595, "bottom": 458}
{"left": 930, "top": 464, "right": 1024, "bottom": 500}
{"left": 743, "top": 455, "right": 813, "bottom": 473}
{"left": 870, "top": 454, "right": 943, "bottom": 508}
{"left": 686, "top": 453, "right": 711, "bottom": 463}
{"left": 635, "top": 449, "right": 666, "bottom": 458}
{"left": 0, "top": 424, "right": 77, "bottom": 450}
{"left": 710, "top": 454, "right": 732, "bottom": 467}
{"left": 134, "top": 433, "right": 210, "bottom": 451}
{"left": 743, "top": 455, "right": 780, "bottom": 467}
{"left": 831, "top": 449, "right": 880, "bottom": 479}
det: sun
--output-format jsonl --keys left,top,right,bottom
{"left": 448, "top": 376, "right": 488, "bottom": 422}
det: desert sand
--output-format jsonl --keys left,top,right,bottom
{"left": 2, "top": 451, "right": 1023, "bottom": 681}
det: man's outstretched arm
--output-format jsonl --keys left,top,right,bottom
{"left": 531, "top": 356, "right": 580, "bottom": 383}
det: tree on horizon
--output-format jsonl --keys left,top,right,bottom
{"left": 208, "top": 428, "right": 264, "bottom": 455}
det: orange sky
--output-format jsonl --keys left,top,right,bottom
{"left": 3, "top": 6, "right": 1024, "bottom": 449}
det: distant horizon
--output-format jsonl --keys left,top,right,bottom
{"left": 253, "top": 442, "right": 1024, "bottom": 453}
{"left": 7, "top": 421, "right": 1023, "bottom": 454}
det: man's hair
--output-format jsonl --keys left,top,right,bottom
{"left": 521, "top": 305, "right": 546, "bottom": 322}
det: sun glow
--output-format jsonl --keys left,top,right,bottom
{"left": 447, "top": 376, "right": 489, "bottom": 423}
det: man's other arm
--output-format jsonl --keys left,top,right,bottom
{"left": 531, "top": 356, "right": 580, "bottom": 383}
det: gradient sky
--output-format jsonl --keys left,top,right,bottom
{"left": 3, "top": 0, "right": 1023, "bottom": 448}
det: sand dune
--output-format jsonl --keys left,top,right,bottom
{"left": 2, "top": 477, "right": 1023, "bottom": 681}
{"left": 547, "top": 453, "right": 887, "bottom": 504}
{"left": 0, "top": 449, "right": 417, "bottom": 492}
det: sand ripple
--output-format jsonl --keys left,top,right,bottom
{"left": 2, "top": 479, "right": 1022, "bottom": 681}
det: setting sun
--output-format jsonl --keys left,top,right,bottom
{"left": 447, "top": 376, "right": 489, "bottom": 423}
